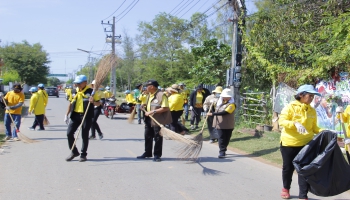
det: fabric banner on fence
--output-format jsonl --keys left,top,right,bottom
{"left": 273, "top": 82, "right": 296, "bottom": 114}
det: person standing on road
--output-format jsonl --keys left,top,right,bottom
{"left": 104, "top": 86, "right": 112, "bottom": 98}
{"left": 28, "top": 87, "right": 45, "bottom": 131}
{"left": 99, "top": 87, "right": 106, "bottom": 115}
{"left": 134, "top": 83, "right": 143, "bottom": 124}
{"left": 1, "top": 84, "right": 25, "bottom": 141}
{"left": 278, "top": 84, "right": 322, "bottom": 200}
{"left": 206, "top": 88, "right": 235, "bottom": 158}
{"left": 167, "top": 84, "right": 185, "bottom": 135}
{"left": 203, "top": 86, "right": 223, "bottom": 143}
{"left": 89, "top": 80, "right": 103, "bottom": 140}
{"left": 64, "top": 75, "right": 100, "bottom": 162}
{"left": 189, "top": 84, "right": 210, "bottom": 130}
{"left": 138, "top": 87, "right": 148, "bottom": 123}
{"left": 137, "top": 79, "right": 172, "bottom": 162}
{"left": 179, "top": 83, "right": 190, "bottom": 121}
{"left": 37, "top": 83, "right": 48, "bottom": 107}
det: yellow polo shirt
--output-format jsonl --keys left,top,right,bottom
{"left": 147, "top": 91, "right": 169, "bottom": 111}
{"left": 168, "top": 93, "right": 184, "bottom": 111}
{"left": 4, "top": 91, "right": 25, "bottom": 115}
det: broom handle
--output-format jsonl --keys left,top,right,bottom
{"left": 71, "top": 100, "right": 92, "bottom": 151}
{"left": 1, "top": 96, "right": 19, "bottom": 132}
{"left": 200, "top": 101, "right": 215, "bottom": 132}
{"left": 141, "top": 108, "right": 162, "bottom": 127}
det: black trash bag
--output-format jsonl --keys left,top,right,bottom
{"left": 293, "top": 130, "right": 350, "bottom": 197}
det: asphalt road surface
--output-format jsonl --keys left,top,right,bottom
{"left": 1, "top": 92, "right": 350, "bottom": 200}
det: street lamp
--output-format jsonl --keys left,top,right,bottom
{"left": 77, "top": 48, "right": 94, "bottom": 83}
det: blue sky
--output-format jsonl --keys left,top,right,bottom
{"left": 0, "top": 0, "right": 257, "bottom": 79}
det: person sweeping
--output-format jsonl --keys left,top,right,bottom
{"left": 28, "top": 87, "right": 46, "bottom": 131}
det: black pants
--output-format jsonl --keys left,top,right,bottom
{"left": 280, "top": 144, "right": 309, "bottom": 199}
{"left": 207, "top": 116, "right": 218, "bottom": 140}
{"left": 100, "top": 98, "right": 105, "bottom": 114}
{"left": 32, "top": 114, "right": 44, "bottom": 130}
{"left": 67, "top": 112, "right": 93, "bottom": 157}
{"left": 217, "top": 129, "right": 233, "bottom": 153}
{"left": 91, "top": 106, "right": 102, "bottom": 137}
{"left": 143, "top": 117, "right": 163, "bottom": 157}
{"left": 170, "top": 110, "right": 183, "bottom": 133}
{"left": 190, "top": 107, "right": 202, "bottom": 125}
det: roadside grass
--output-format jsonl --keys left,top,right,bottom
{"left": 185, "top": 116, "right": 282, "bottom": 165}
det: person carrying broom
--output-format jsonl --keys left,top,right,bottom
{"left": 137, "top": 79, "right": 172, "bottom": 162}
{"left": 64, "top": 75, "right": 100, "bottom": 162}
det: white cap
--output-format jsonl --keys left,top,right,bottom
{"left": 220, "top": 88, "right": 233, "bottom": 97}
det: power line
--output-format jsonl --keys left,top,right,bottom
{"left": 180, "top": 0, "right": 202, "bottom": 18}
{"left": 116, "top": 0, "right": 139, "bottom": 22}
{"left": 115, "top": 0, "right": 138, "bottom": 20}
{"left": 102, "top": 0, "right": 127, "bottom": 21}
{"left": 195, "top": 0, "right": 210, "bottom": 12}
{"left": 174, "top": 0, "right": 194, "bottom": 16}
{"left": 169, "top": 0, "right": 186, "bottom": 15}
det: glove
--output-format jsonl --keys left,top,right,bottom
{"left": 345, "top": 139, "right": 350, "bottom": 145}
{"left": 64, "top": 115, "right": 69, "bottom": 125}
{"left": 5, "top": 106, "right": 10, "bottom": 110}
{"left": 190, "top": 106, "right": 193, "bottom": 110}
{"left": 203, "top": 107, "right": 208, "bottom": 112}
{"left": 294, "top": 122, "right": 307, "bottom": 134}
{"left": 336, "top": 106, "right": 344, "bottom": 113}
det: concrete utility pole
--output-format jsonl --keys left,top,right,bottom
{"left": 102, "top": 17, "right": 121, "bottom": 96}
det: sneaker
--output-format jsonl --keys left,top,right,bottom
{"left": 65, "top": 152, "right": 80, "bottom": 161}
{"left": 218, "top": 152, "right": 226, "bottom": 158}
{"left": 37, "top": 129, "right": 45, "bottom": 131}
{"left": 190, "top": 125, "right": 195, "bottom": 130}
{"left": 12, "top": 137, "right": 20, "bottom": 141}
{"left": 89, "top": 136, "right": 96, "bottom": 140}
{"left": 99, "top": 134, "right": 103, "bottom": 140}
{"left": 195, "top": 125, "right": 199, "bottom": 129}
{"left": 153, "top": 155, "right": 161, "bottom": 162}
{"left": 79, "top": 156, "right": 87, "bottom": 162}
{"left": 209, "top": 139, "right": 215, "bottom": 143}
{"left": 28, "top": 127, "right": 35, "bottom": 131}
{"left": 5, "top": 136, "right": 11, "bottom": 140}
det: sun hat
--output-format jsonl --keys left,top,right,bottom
{"left": 220, "top": 88, "right": 233, "bottom": 97}
{"left": 38, "top": 83, "right": 44, "bottom": 88}
{"left": 212, "top": 86, "right": 223, "bottom": 94}
{"left": 29, "top": 87, "right": 38, "bottom": 92}
{"left": 297, "top": 84, "right": 321, "bottom": 96}
{"left": 166, "top": 87, "right": 178, "bottom": 93}
{"left": 73, "top": 75, "right": 87, "bottom": 84}
{"left": 124, "top": 90, "right": 130, "bottom": 94}
{"left": 105, "top": 86, "right": 110, "bottom": 90}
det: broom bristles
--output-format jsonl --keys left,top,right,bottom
{"left": 159, "top": 125, "right": 198, "bottom": 146}
{"left": 18, "top": 132, "right": 37, "bottom": 143}
{"left": 177, "top": 132, "right": 203, "bottom": 160}
{"left": 43, "top": 115, "right": 50, "bottom": 125}
{"left": 128, "top": 107, "right": 136, "bottom": 123}
{"left": 93, "top": 54, "right": 115, "bottom": 91}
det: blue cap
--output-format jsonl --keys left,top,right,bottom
{"left": 297, "top": 84, "right": 321, "bottom": 96}
{"left": 29, "top": 87, "right": 38, "bottom": 92}
{"left": 99, "top": 88, "right": 104, "bottom": 91}
{"left": 124, "top": 90, "right": 130, "bottom": 94}
{"left": 38, "top": 83, "right": 44, "bottom": 88}
{"left": 73, "top": 75, "right": 87, "bottom": 84}
{"left": 105, "top": 86, "right": 110, "bottom": 90}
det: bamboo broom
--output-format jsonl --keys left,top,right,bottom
{"left": 177, "top": 101, "right": 216, "bottom": 160}
{"left": 1, "top": 96, "right": 36, "bottom": 143}
{"left": 71, "top": 55, "right": 114, "bottom": 150}
{"left": 128, "top": 107, "right": 136, "bottom": 123}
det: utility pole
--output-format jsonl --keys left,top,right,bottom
{"left": 102, "top": 17, "right": 121, "bottom": 96}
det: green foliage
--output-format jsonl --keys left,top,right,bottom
{"left": 2, "top": 70, "right": 20, "bottom": 85}
{"left": 46, "top": 77, "right": 61, "bottom": 86}
{"left": 191, "top": 38, "right": 231, "bottom": 85}
{"left": 66, "top": 78, "right": 74, "bottom": 84}
{"left": 0, "top": 40, "right": 50, "bottom": 85}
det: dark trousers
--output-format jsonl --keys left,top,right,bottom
{"left": 217, "top": 129, "right": 233, "bottom": 153}
{"left": 32, "top": 114, "right": 44, "bottom": 130}
{"left": 207, "top": 116, "right": 218, "bottom": 140}
{"left": 67, "top": 112, "right": 93, "bottom": 157}
{"left": 144, "top": 117, "right": 163, "bottom": 157}
{"left": 190, "top": 107, "right": 202, "bottom": 125}
{"left": 91, "top": 107, "right": 102, "bottom": 137}
{"left": 170, "top": 110, "right": 183, "bottom": 133}
{"left": 280, "top": 144, "right": 309, "bottom": 199}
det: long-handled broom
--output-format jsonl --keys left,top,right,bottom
{"left": 1, "top": 96, "right": 36, "bottom": 143}
{"left": 128, "top": 107, "right": 137, "bottom": 123}
{"left": 177, "top": 101, "right": 215, "bottom": 160}
{"left": 71, "top": 55, "right": 114, "bottom": 151}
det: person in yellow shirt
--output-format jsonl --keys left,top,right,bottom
{"left": 179, "top": 83, "right": 190, "bottom": 120}
{"left": 37, "top": 83, "right": 48, "bottom": 107}
{"left": 104, "top": 86, "right": 112, "bottom": 98}
{"left": 134, "top": 84, "right": 143, "bottom": 124}
{"left": 99, "top": 87, "right": 106, "bottom": 114}
{"left": 28, "top": 87, "right": 46, "bottom": 131}
{"left": 138, "top": 87, "right": 148, "bottom": 122}
{"left": 66, "top": 86, "right": 72, "bottom": 101}
{"left": 124, "top": 90, "right": 136, "bottom": 105}
{"left": 167, "top": 84, "right": 185, "bottom": 135}
{"left": 189, "top": 84, "right": 210, "bottom": 130}
{"left": 64, "top": 75, "right": 100, "bottom": 162}
{"left": 2, "top": 84, "right": 25, "bottom": 141}
{"left": 89, "top": 80, "right": 104, "bottom": 140}
{"left": 278, "top": 84, "right": 322, "bottom": 200}
{"left": 207, "top": 88, "right": 235, "bottom": 158}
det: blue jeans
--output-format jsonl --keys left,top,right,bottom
{"left": 5, "top": 113, "right": 21, "bottom": 138}
{"left": 136, "top": 104, "right": 142, "bottom": 123}
{"left": 183, "top": 103, "right": 189, "bottom": 119}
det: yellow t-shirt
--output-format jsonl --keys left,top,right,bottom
{"left": 99, "top": 90, "right": 106, "bottom": 98}
{"left": 180, "top": 88, "right": 190, "bottom": 103}
{"left": 72, "top": 86, "right": 100, "bottom": 113}
{"left": 139, "top": 94, "right": 147, "bottom": 104}
{"left": 147, "top": 91, "right": 169, "bottom": 111}
{"left": 104, "top": 91, "right": 112, "bottom": 98}
{"left": 125, "top": 93, "right": 136, "bottom": 104}
{"left": 168, "top": 94, "right": 184, "bottom": 111}
{"left": 195, "top": 91, "right": 203, "bottom": 107}
{"left": 4, "top": 91, "right": 25, "bottom": 115}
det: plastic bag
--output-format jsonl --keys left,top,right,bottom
{"left": 293, "top": 130, "right": 350, "bottom": 197}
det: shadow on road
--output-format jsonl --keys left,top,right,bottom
{"left": 35, "top": 137, "right": 66, "bottom": 140}
{"left": 102, "top": 138, "right": 143, "bottom": 142}
{"left": 197, "top": 162, "right": 226, "bottom": 176}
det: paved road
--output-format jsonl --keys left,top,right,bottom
{"left": 1, "top": 92, "right": 350, "bottom": 200}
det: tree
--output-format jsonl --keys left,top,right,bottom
{"left": 47, "top": 77, "right": 61, "bottom": 86}
{"left": 0, "top": 40, "right": 50, "bottom": 85}
{"left": 2, "top": 70, "right": 20, "bottom": 85}
{"left": 190, "top": 38, "right": 231, "bottom": 84}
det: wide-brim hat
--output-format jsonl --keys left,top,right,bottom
{"left": 166, "top": 87, "right": 178, "bottom": 93}
{"left": 220, "top": 88, "right": 233, "bottom": 97}
{"left": 297, "top": 84, "right": 321, "bottom": 96}
{"left": 212, "top": 86, "right": 223, "bottom": 94}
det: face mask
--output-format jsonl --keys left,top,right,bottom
{"left": 215, "top": 93, "right": 221, "bottom": 98}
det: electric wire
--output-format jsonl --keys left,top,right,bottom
{"left": 115, "top": 0, "right": 138, "bottom": 21}
{"left": 173, "top": 0, "right": 193, "bottom": 16}
{"left": 102, "top": 0, "right": 127, "bottom": 21}
{"left": 179, "top": 0, "right": 202, "bottom": 18}
{"left": 169, "top": 0, "right": 186, "bottom": 15}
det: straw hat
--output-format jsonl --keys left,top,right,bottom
{"left": 220, "top": 88, "right": 233, "bottom": 97}
{"left": 212, "top": 86, "right": 223, "bottom": 94}
{"left": 166, "top": 87, "right": 178, "bottom": 93}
